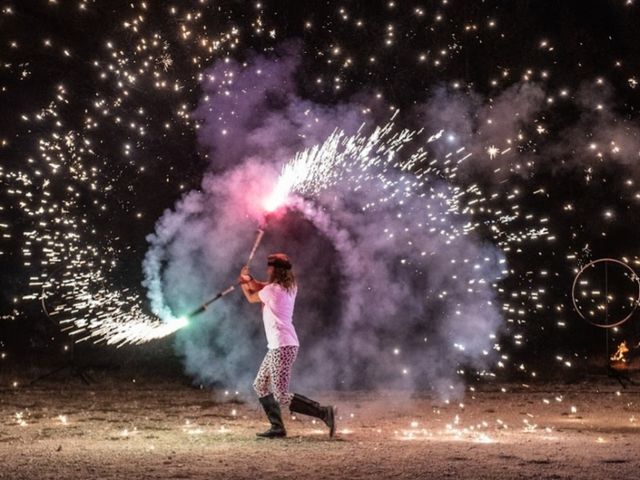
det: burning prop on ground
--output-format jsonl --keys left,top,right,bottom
{"left": 610, "top": 341, "right": 630, "bottom": 366}
{"left": 610, "top": 341, "right": 640, "bottom": 372}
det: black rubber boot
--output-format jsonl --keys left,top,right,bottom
{"left": 289, "top": 393, "right": 336, "bottom": 437}
{"left": 256, "top": 394, "right": 287, "bottom": 438}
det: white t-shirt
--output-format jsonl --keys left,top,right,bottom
{"left": 257, "top": 283, "right": 299, "bottom": 349}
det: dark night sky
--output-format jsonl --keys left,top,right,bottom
{"left": 1, "top": 0, "right": 640, "bottom": 379}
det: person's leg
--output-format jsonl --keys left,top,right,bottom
{"left": 285, "top": 348, "right": 336, "bottom": 438}
{"left": 289, "top": 393, "right": 336, "bottom": 437}
{"left": 252, "top": 350, "right": 272, "bottom": 398}
{"left": 268, "top": 346, "right": 337, "bottom": 437}
{"left": 268, "top": 345, "right": 298, "bottom": 408}
{"left": 254, "top": 350, "right": 286, "bottom": 438}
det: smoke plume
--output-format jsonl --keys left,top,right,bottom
{"left": 143, "top": 42, "right": 508, "bottom": 399}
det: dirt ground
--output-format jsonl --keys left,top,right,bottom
{"left": 1, "top": 376, "right": 639, "bottom": 479}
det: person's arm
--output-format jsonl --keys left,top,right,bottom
{"left": 239, "top": 266, "right": 267, "bottom": 304}
{"left": 240, "top": 281, "right": 262, "bottom": 303}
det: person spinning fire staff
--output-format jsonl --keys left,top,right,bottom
{"left": 238, "top": 253, "right": 336, "bottom": 438}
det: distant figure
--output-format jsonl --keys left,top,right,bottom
{"left": 239, "top": 253, "right": 336, "bottom": 438}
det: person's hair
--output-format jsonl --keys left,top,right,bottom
{"left": 267, "top": 253, "right": 296, "bottom": 292}
{"left": 269, "top": 266, "right": 296, "bottom": 291}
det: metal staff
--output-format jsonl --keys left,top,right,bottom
{"left": 187, "top": 226, "right": 266, "bottom": 318}
{"left": 187, "top": 285, "right": 236, "bottom": 317}
{"left": 187, "top": 227, "right": 265, "bottom": 317}
{"left": 246, "top": 228, "right": 265, "bottom": 267}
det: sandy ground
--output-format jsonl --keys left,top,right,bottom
{"left": 1, "top": 376, "right": 639, "bottom": 479}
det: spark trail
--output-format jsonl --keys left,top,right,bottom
{"left": 35, "top": 111, "right": 551, "bottom": 347}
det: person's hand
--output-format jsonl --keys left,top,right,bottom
{"left": 238, "top": 265, "right": 252, "bottom": 284}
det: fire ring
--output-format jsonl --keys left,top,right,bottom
{"left": 571, "top": 258, "right": 640, "bottom": 328}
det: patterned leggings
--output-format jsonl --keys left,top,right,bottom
{"left": 253, "top": 346, "right": 299, "bottom": 407}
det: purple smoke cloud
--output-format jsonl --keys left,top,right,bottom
{"left": 143, "top": 42, "right": 507, "bottom": 400}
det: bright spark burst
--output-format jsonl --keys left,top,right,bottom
{"left": 30, "top": 109, "right": 551, "bottom": 346}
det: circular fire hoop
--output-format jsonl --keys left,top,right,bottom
{"left": 571, "top": 258, "right": 640, "bottom": 328}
